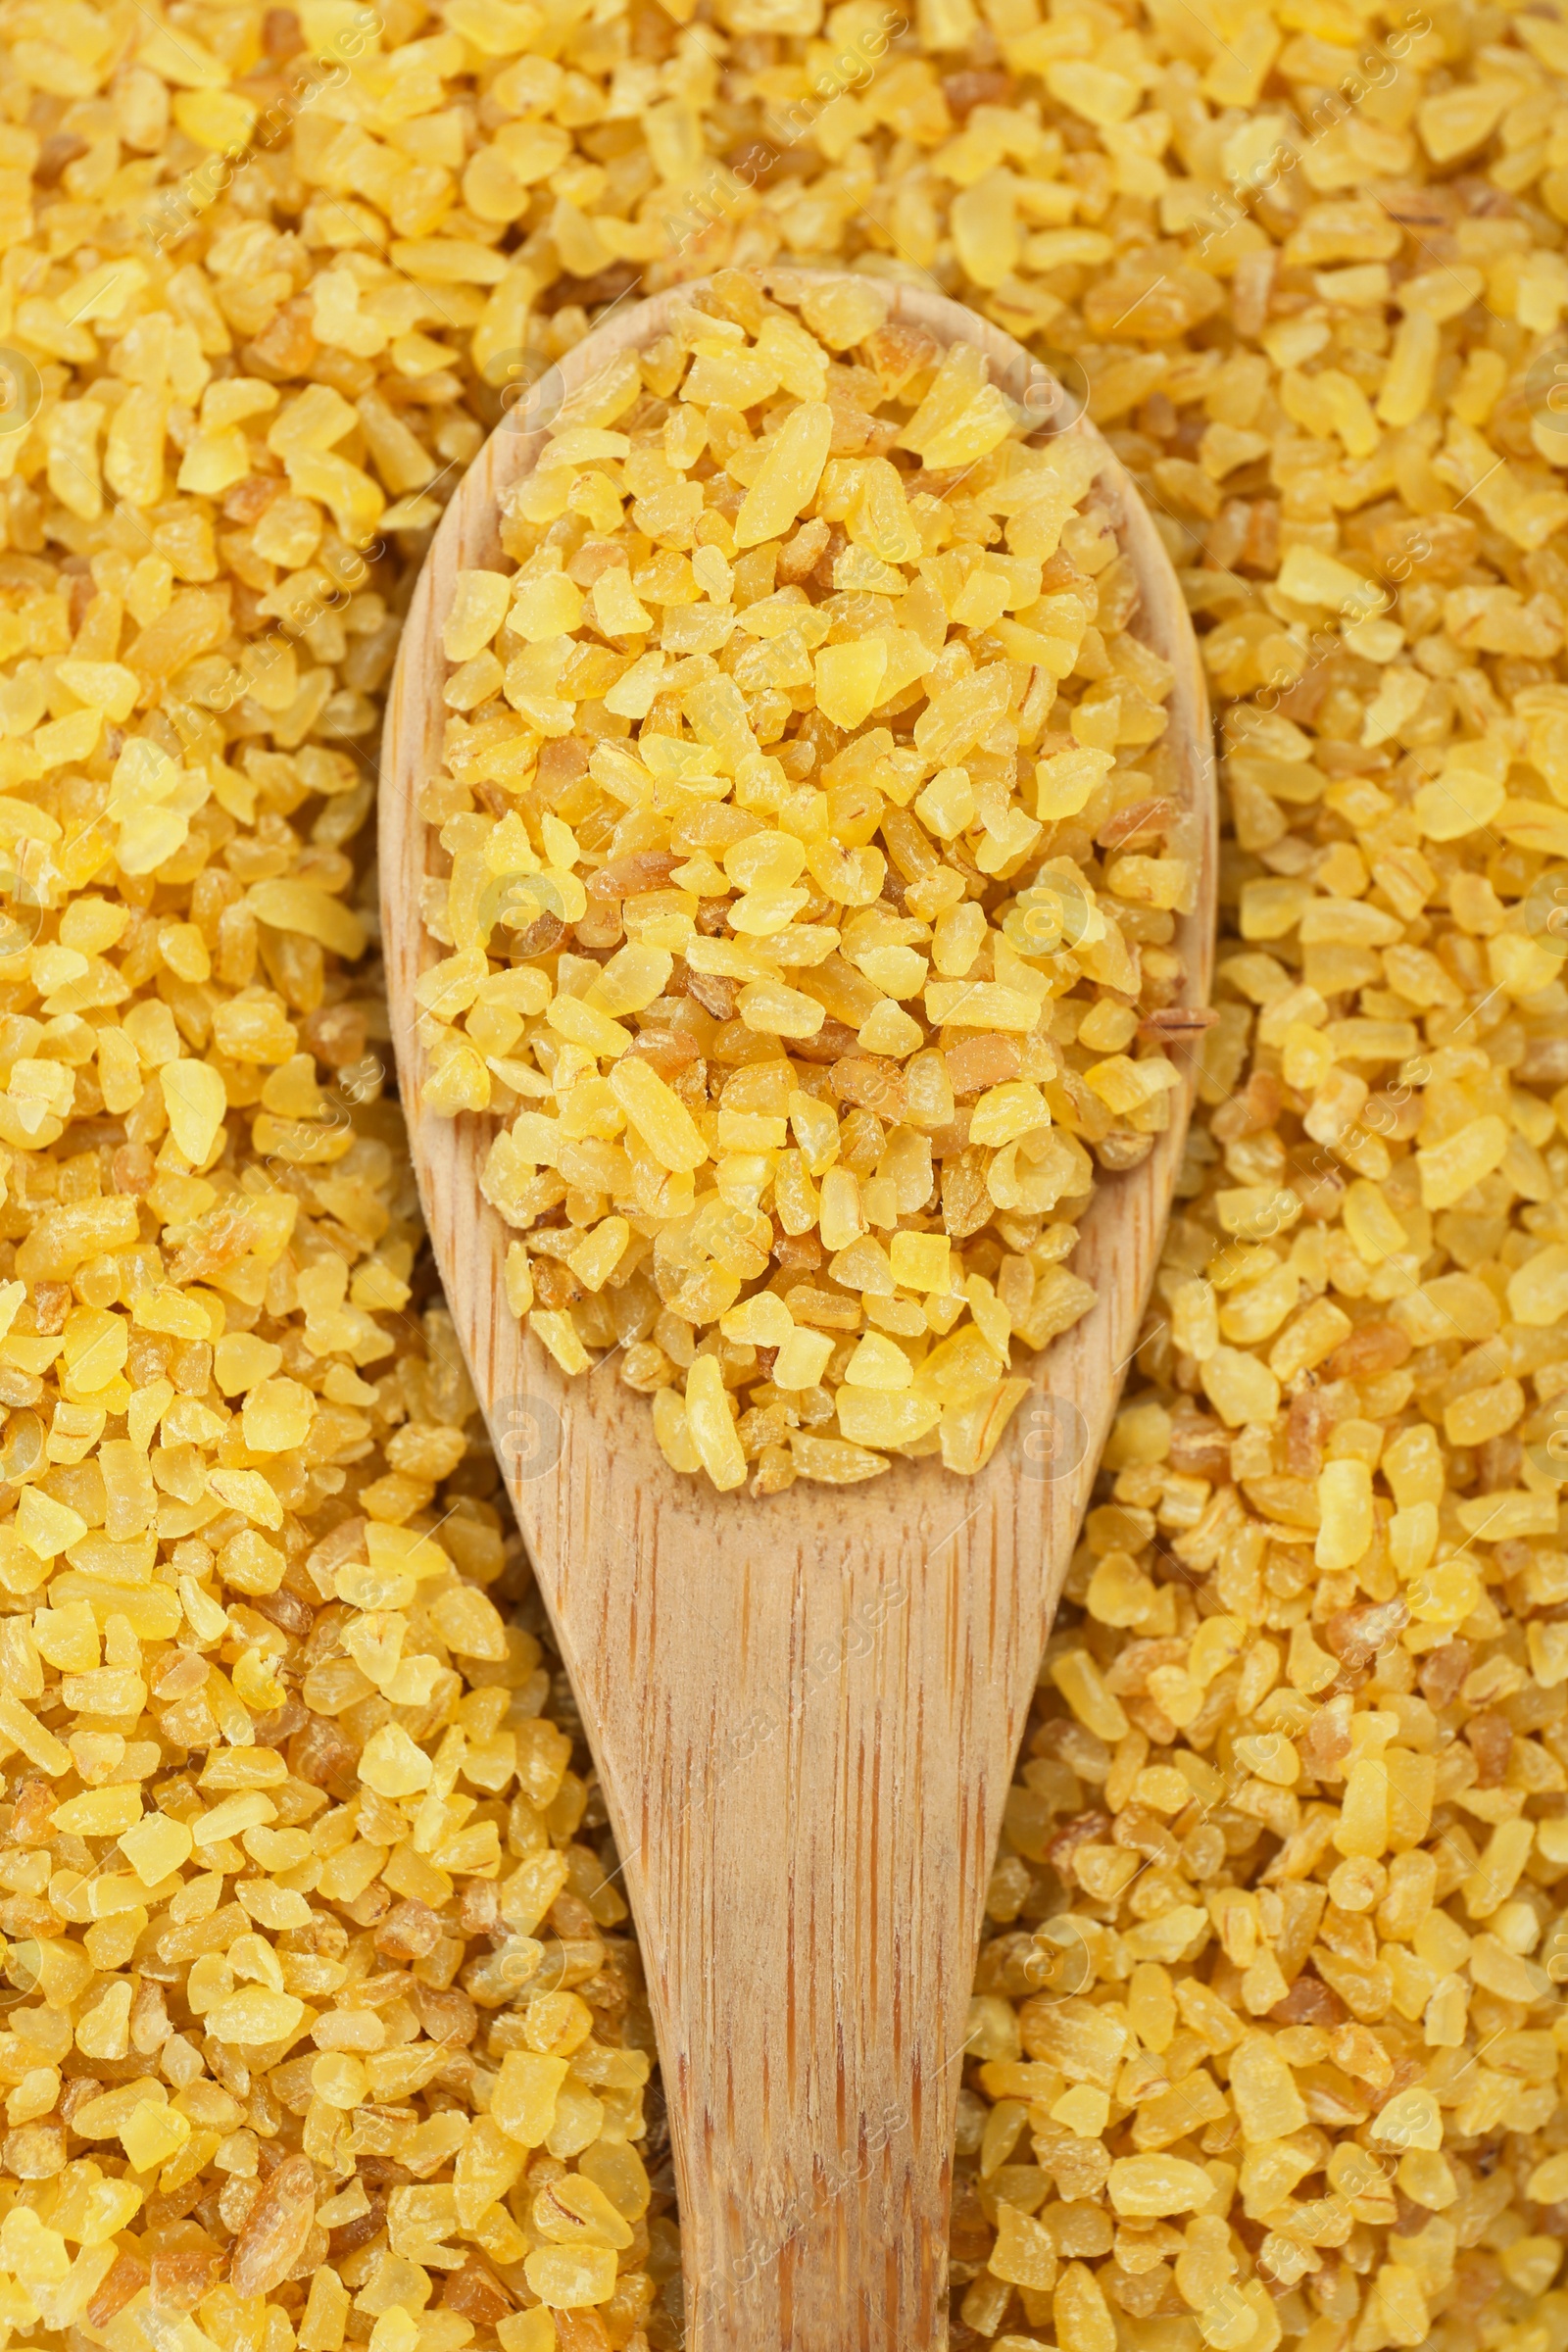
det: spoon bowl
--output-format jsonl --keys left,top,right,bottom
{"left": 382, "top": 270, "right": 1215, "bottom": 2352}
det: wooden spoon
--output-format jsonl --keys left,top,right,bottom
{"left": 381, "top": 270, "right": 1215, "bottom": 2351}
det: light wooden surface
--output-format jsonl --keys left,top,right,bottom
{"left": 381, "top": 272, "right": 1215, "bottom": 2351}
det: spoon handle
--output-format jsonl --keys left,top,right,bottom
{"left": 624, "top": 1553, "right": 963, "bottom": 2349}
{"left": 532, "top": 1436, "right": 1086, "bottom": 2352}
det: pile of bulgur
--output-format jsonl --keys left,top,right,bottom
{"left": 0, "top": 0, "right": 1567, "bottom": 2342}
{"left": 416, "top": 273, "right": 1193, "bottom": 1494}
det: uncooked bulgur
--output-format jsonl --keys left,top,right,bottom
{"left": 415, "top": 271, "right": 1192, "bottom": 1493}
{"left": 0, "top": 0, "right": 1567, "bottom": 2343}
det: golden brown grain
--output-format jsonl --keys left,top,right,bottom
{"left": 416, "top": 276, "right": 1189, "bottom": 1493}
{"left": 2, "top": 0, "right": 1567, "bottom": 2342}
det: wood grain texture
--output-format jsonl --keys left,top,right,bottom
{"left": 381, "top": 273, "right": 1215, "bottom": 2351}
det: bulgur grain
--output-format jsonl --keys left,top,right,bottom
{"left": 1, "top": 0, "right": 1567, "bottom": 2339}
{"left": 417, "top": 277, "right": 1189, "bottom": 1491}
